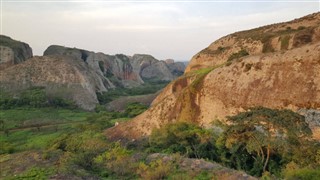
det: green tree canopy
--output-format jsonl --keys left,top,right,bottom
{"left": 219, "top": 107, "right": 312, "bottom": 175}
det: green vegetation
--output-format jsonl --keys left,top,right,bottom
{"left": 280, "top": 35, "right": 290, "bottom": 50}
{"left": 284, "top": 167, "right": 320, "bottom": 180}
{"left": 0, "top": 87, "right": 76, "bottom": 110}
{"left": 97, "top": 81, "right": 169, "bottom": 104}
{"left": 219, "top": 107, "right": 314, "bottom": 176}
{"left": 147, "top": 107, "right": 320, "bottom": 178}
{"left": 149, "top": 122, "right": 213, "bottom": 158}
{"left": 233, "top": 25, "right": 315, "bottom": 54}
{"left": 1, "top": 105, "right": 319, "bottom": 179}
{"left": 6, "top": 167, "right": 55, "bottom": 180}
{"left": 227, "top": 49, "right": 249, "bottom": 62}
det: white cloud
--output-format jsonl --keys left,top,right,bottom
{"left": 2, "top": 1, "right": 319, "bottom": 60}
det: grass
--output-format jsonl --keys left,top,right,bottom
{"left": 97, "top": 81, "right": 169, "bottom": 104}
{"left": 0, "top": 127, "right": 73, "bottom": 153}
{"left": 280, "top": 35, "right": 290, "bottom": 50}
{"left": 0, "top": 107, "right": 92, "bottom": 153}
{"left": 0, "top": 108, "right": 90, "bottom": 129}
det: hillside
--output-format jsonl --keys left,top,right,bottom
{"left": 0, "top": 39, "right": 186, "bottom": 110}
{"left": 0, "top": 55, "right": 108, "bottom": 110}
{"left": 44, "top": 45, "right": 185, "bottom": 88}
{"left": 0, "top": 35, "right": 33, "bottom": 70}
{"left": 106, "top": 12, "right": 320, "bottom": 140}
{"left": 186, "top": 12, "right": 320, "bottom": 72}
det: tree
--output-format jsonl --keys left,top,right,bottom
{"left": 149, "top": 122, "right": 213, "bottom": 159}
{"left": 220, "top": 107, "right": 312, "bottom": 175}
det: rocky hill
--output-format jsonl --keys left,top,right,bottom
{"left": 106, "top": 12, "right": 320, "bottom": 140}
{"left": 0, "top": 35, "right": 33, "bottom": 70}
{"left": 186, "top": 13, "right": 320, "bottom": 72}
{"left": 0, "top": 55, "right": 108, "bottom": 110}
{"left": 44, "top": 45, "right": 185, "bottom": 88}
{"left": 0, "top": 40, "right": 186, "bottom": 110}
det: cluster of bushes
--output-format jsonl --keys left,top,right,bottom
{"left": 94, "top": 102, "right": 148, "bottom": 119}
{"left": 3, "top": 106, "right": 319, "bottom": 179}
{"left": 97, "top": 81, "right": 169, "bottom": 104}
{"left": 147, "top": 107, "right": 320, "bottom": 178}
{"left": 227, "top": 49, "right": 249, "bottom": 62}
{"left": 0, "top": 87, "right": 75, "bottom": 109}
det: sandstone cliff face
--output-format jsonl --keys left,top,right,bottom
{"left": 0, "top": 55, "right": 107, "bottom": 110}
{"left": 44, "top": 46, "right": 186, "bottom": 88}
{"left": 0, "top": 35, "right": 33, "bottom": 70}
{"left": 106, "top": 13, "right": 320, "bottom": 140}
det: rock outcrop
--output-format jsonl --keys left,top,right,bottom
{"left": 44, "top": 45, "right": 186, "bottom": 88}
{"left": 1, "top": 39, "right": 186, "bottom": 110}
{"left": 0, "top": 35, "right": 33, "bottom": 70}
{"left": 106, "top": 13, "right": 320, "bottom": 140}
{"left": 186, "top": 13, "right": 320, "bottom": 72}
{"left": 0, "top": 55, "right": 108, "bottom": 110}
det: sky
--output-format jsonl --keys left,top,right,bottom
{"left": 1, "top": 0, "right": 319, "bottom": 61}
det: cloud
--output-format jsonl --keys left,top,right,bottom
{"left": 2, "top": 1, "right": 319, "bottom": 60}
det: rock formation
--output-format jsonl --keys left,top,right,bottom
{"left": 0, "top": 55, "right": 107, "bottom": 110}
{"left": 44, "top": 45, "right": 186, "bottom": 88}
{"left": 0, "top": 40, "right": 186, "bottom": 110}
{"left": 106, "top": 12, "right": 320, "bottom": 140}
{"left": 0, "top": 35, "right": 33, "bottom": 70}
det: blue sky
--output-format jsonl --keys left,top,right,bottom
{"left": 1, "top": 1, "right": 319, "bottom": 61}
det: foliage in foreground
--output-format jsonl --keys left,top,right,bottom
{"left": 1, "top": 107, "right": 319, "bottom": 179}
{"left": 147, "top": 107, "right": 320, "bottom": 177}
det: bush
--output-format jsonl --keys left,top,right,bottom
{"left": 96, "top": 81, "right": 169, "bottom": 105}
{"left": 216, "top": 107, "right": 314, "bottom": 176}
{"left": 227, "top": 49, "right": 249, "bottom": 62}
{"left": 7, "top": 167, "right": 55, "bottom": 180}
{"left": 280, "top": 35, "right": 290, "bottom": 50}
{"left": 124, "top": 102, "right": 148, "bottom": 117}
{"left": 148, "top": 122, "right": 215, "bottom": 159}
{"left": 0, "top": 87, "right": 76, "bottom": 109}
{"left": 284, "top": 168, "right": 320, "bottom": 180}
{"left": 137, "top": 159, "right": 173, "bottom": 180}
{"left": 94, "top": 142, "right": 135, "bottom": 177}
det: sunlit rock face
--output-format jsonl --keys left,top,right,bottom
{"left": 106, "top": 13, "right": 320, "bottom": 141}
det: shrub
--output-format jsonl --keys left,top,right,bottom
{"left": 284, "top": 168, "right": 320, "bottom": 180}
{"left": 8, "top": 167, "right": 55, "bottom": 180}
{"left": 217, "top": 107, "right": 313, "bottom": 176}
{"left": 0, "top": 87, "right": 76, "bottom": 109}
{"left": 280, "top": 35, "right": 290, "bottom": 50}
{"left": 227, "top": 49, "right": 249, "bottom": 62}
{"left": 124, "top": 102, "right": 148, "bottom": 117}
{"left": 94, "top": 142, "right": 135, "bottom": 177}
{"left": 148, "top": 122, "right": 215, "bottom": 159}
{"left": 137, "top": 159, "right": 173, "bottom": 180}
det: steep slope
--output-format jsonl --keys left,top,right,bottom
{"left": 106, "top": 13, "right": 320, "bottom": 140}
{"left": 0, "top": 35, "right": 33, "bottom": 70}
{"left": 0, "top": 55, "right": 108, "bottom": 110}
